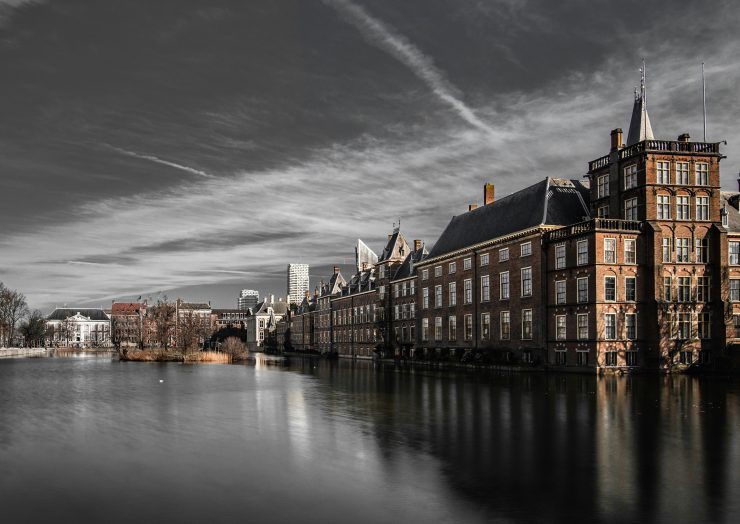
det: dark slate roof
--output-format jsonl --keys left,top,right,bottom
{"left": 47, "top": 308, "right": 110, "bottom": 321}
{"left": 252, "top": 300, "right": 289, "bottom": 316}
{"left": 179, "top": 302, "right": 211, "bottom": 310}
{"left": 626, "top": 92, "right": 654, "bottom": 146}
{"left": 392, "top": 245, "right": 428, "bottom": 280}
{"left": 721, "top": 192, "right": 740, "bottom": 232}
{"left": 427, "top": 178, "right": 591, "bottom": 259}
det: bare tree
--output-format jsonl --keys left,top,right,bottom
{"left": 0, "top": 284, "right": 29, "bottom": 347}
{"left": 222, "top": 336, "right": 246, "bottom": 356}
{"left": 19, "top": 310, "right": 46, "bottom": 347}
{"left": 149, "top": 298, "right": 176, "bottom": 350}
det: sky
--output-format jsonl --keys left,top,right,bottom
{"left": 1, "top": 0, "right": 740, "bottom": 311}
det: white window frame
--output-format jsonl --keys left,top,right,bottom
{"left": 555, "top": 280, "right": 566, "bottom": 305}
{"left": 576, "top": 239, "right": 588, "bottom": 265}
{"left": 520, "top": 242, "right": 532, "bottom": 257}
{"left": 555, "top": 243, "right": 566, "bottom": 269}
{"left": 521, "top": 267, "right": 532, "bottom": 297}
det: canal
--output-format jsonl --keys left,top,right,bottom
{"left": 0, "top": 356, "right": 738, "bottom": 523}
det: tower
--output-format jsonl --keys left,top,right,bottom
{"left": 287, "top": 264, "right": 309, "bottom": 305}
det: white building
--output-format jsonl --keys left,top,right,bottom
{"left": 287, "top": 264, "right": 309, "bottom": 305}
{"left": 237, "top": 289, "right": 260, "bottom": 310}
{"left": 46, "top": 308, "right": 111, "bottom": 348}
{"left": 245, "top": 299, "right": 289, "bottom": 351}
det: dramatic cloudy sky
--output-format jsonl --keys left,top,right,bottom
{"left": 2, "top": 0, "right": 740, "bottom": 310}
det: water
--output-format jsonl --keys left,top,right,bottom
{"left": 0, "top": 357, "right": 738, "bottom": 523}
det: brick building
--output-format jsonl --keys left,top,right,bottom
{"left": 315, "top": 267, "right": 345, "bottom": 355}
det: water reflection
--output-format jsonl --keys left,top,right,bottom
{"left": 0, "top": 357, "right": 737, "bottom": 523}
{"left": 288, "top": 359, "right": 739, "bottom": 524}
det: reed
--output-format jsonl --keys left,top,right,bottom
{"left": 183, "top": 351, "right": 232, "bottom": 363}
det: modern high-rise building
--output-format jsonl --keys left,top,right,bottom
{"left": 237, "top": 289, "right": 260, "bottom": 311}
{"left": 287, "top": 264, "right": 310, "bottom": 305}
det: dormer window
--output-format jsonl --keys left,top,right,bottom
{"left": 722, "top": 206, "right": 729, "bottom": 227}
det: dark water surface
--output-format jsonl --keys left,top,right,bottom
{"left": 0, "top": 357, "right": 738, "bottom": 523}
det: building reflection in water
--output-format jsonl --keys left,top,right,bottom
{"left": 289, "top": 359, "right": 738, "bottom": 524}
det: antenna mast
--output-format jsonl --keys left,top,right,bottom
{"left": 702, "top": 62, "right": 707, "bottom": 142}
{"left": 641, "top": 58, "right": 647, "bottom": 141}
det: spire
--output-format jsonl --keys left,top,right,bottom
{"left": 626, "top": 59, "right": 654, "bottom": 145}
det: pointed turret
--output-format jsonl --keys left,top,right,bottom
{"left": 626, "top": 61, "right": 654, "bottom": 145}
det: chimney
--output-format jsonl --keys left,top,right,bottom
{"left": 483, "top": 183, "right": 495, "bottom": 205}
{"left": 414, "top": 239, "right": 422, "bottom": 251}
{"left": 270, "top": 294, "right": 275, "bottom": 303}
{"left": 468, "top": 203, "right": 478, "bottom": 212}
{"left": 737, "top": 173, "right": 740, "bottom": 192}
{"left": 333, "top": 265, "right": 340, "bottom": 274}
{"left": 361, "top": 262, "right": 368, "bottom": 271}
{"left": 678, "top": 133, "right": 691, "bottom": 142}
{"left": 610, "top": 128, "right": 623, "bottom": 151}
{"left": 387, "top": 234, "right": 392, "bottom": 241}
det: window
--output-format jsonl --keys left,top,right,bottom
{"left": 597, "top": 174, "right": 609, "bottom": 198}
{"left": 604, "top": 276, "right": 616, "bottom": 301}
{"left": 678, "top": 276, "right": 691, "bottom": 302}
{"left": 577, "top": 351, "right": 589, "bottom": 367}
{"left": 664, "top": 276, "right": 672, "bottom": 301}
{"left": 434, "top": 317, "right": 442, "bottom": 341}
{"left": 435, "top": 285, "right": 443, "bottom": 308}
{"left": 625, "top": 276, "right": 636, "bottom": 301}
{"left": 657, "top": 161, "right": 670, "bottom": 184}
{"left": 500, "top": 311, "right": 510, "bottom": 340}
{"left": 676, "top": 196, "right": 690, "bottom": 220}
{"left": 448, "top": 316, "right": 457, "bottom": 341}
{"left": 577, "top": 240, "right": 588, "bottom": 265}
{"left": 394, "top": 284, "right": 400, "bottom": 299}
{"left": 605, "top": 314, "right": 616, "bottom": 340}
{"left": 464, "top": 314, "right": 473, "bottom": 341}
{"left": 676, "top": 162, "right": 689, "bottom": 184}
{"left": 696, "top": 196, "right": 709, "bottom": 221}
{"left": 463, "top": 258, "right": 472, "bottom": 270}
{"left": 624, "top": 164, "right": 637, "bottom": 189}
{"left": 481, "top": 313, "right": 490, "bottom": 340}
{"left": 696, "top": 162, "right": 709, "bottom": 185}
{"left": 735, "top": 315, "right": 740, "bottom": 338}
{"left": 676, "top": 238, "right": 689, "bottom": 263}
{"left": 522, "top": 310, "right": 533, "bottom": 340}
{"left": 657, "top": 195, "right": 671, "bottom": 219}
{"left": 625, "top": 313, "right": 636, "bottom": 340}
{"left": 448, "top": 282, "right": 457, "bottom": 306}
{"left": 394, "top": 305, "right": 399, "bottom": 320}
{"left": 500, "top": 272, "right": 510, "bottom": 299}
{"left": 624, "top": 198, "right": 638, "bottom": 220}
{"left": 555, "top": 351, "right": 567, "bottom": 366}
{"left": 662, "top": 238, "right": 672, "bottom": 263}
{"left": 556, "top": 280, "right": 566, "bottom": 304}
{"left": 480, "top": 253, "right": 489, "bottom": 266}
{"left": 676, "top": 312, "right": 691, "bottom": 340}
{"left": 605, "top": 351, "right": 617, "bottom": 366}
{"left": 679, "top": 351, "right": 693, "bottom": 365}
{"left": 521, "top": 267, "right": 532, "bottom": 296}
{"left": 731, "top": 241, "right": 740, "bottom": 265}
{"left": 731, "top": 279, "right": 740, "bottom": 302}
{"left": 624, "top": 239, "right": 636, "bottom": 264}
{"left": 577, "top": 314, "right": 588, "bottom": 340}
{"left": 422, "top": 287, "right": 429, "bottom": 309}
{"left": 604, "top": 238, "right": 616, "bottom": 263}
{"left": 422, "top": 269, "right": 429, "bottom": 281}
{"left": 499, "top": 248, "right": 509, "bottom": 262}
{"left": 555, "top": 244, "right": 566, "bottom": 269}
{"left": 696, "top": 238, "right": 709, "bottom": 263}
{"left": 379, "top": 265, "right": 386, "bottom": 279}
{"left": 556, "top": 315, "right": 566, "bottom": 340}
{"left": 481, "top": 275, "right": 490, "bottom": 302}
{"left": 723, "top": 207, "right": 729, "bottom": 227}
{"left": 698, "top": 312, "right": 710, "bottom": 339}
{"left": 520, "top": 242, "right": 532, "bottom": 257}
{"left": 464, "top": 279, "right": 472, "bottom": 304}
{"left": 697, "top": 276, "right": 710, "bottom": 302}
{"left": 434, "top": 266, "right": 442, "bottom": 277}
{"left": 597, "top": 206, "right": 609, "bottom": 218}
{"left": 577, "top": 277, "right": 588, "bottom": 303}
{"left": 448, "top": 262, "right": 456, "bottom": 274}
{"left": 422, "top": 318, "right": 429, "bottom": 341}
{"left": 522, "top": 350, "right": 533, "bottom": 364}
{"left": 626, "top": 352, "right": 638, "bottom": 366}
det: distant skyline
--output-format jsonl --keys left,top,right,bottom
{"left": 2, "top": 0, "right": 740, "bottom": 310}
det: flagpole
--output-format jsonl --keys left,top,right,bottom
{"left": 702, "top": 62, "right": 707, "bottom": 142}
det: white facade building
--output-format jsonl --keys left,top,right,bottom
{"left": 287, "top": 264, "right": 309, "bottom": 305}
{"left": 46, "top": 308, "right": 111, "bottom": 348}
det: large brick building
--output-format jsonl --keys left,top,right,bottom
{"left": 269, "top": 80, "right": 738, "bottom": 372}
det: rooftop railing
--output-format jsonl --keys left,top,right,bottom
{"left": 546, "top": 218, "right": 643, "bottom": 241}
{"left": 588, "top": 140, "right": 722, "bottom": 172}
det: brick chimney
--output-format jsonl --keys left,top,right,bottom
{"left": 361, "top": 262, "right": 368, "bottom": 271}
{"left": 610, "top": 128, "right": 623, "bottom": 151}
{"left": 678, "top": 133, "right": 691, "bottom": 142}
{"left": 468, "top": 203, "right": 478, "bottom": 211}
{"left": 333, "top": 265, "right": 340, "bottom": 274}
{"left": 484, "top": 183, "right": 495, "bottom": 206}
{"left": 414, "top": 239, "right": 422, "bottom": 251}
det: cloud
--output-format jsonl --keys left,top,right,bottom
{"left": 105, "top": 145, "right": 214, "bottom": 179}
{"left": 322, "top": 0, "right": 497, "bottom": 137}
